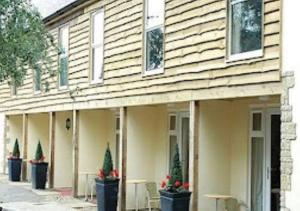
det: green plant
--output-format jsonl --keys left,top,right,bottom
{"left": 161, "top": 143, "right": 189, "bottom": 192}
{"left": 98, "top": 143, "right": 119, "bottom": 180}
{"left": 30, "top": 141, "right": 45, "bottom": 163}
{"left": 12, "top": 139, "right": 20, "bottom": 158}
{"left": 8, "top": 139, "right": 20, "bottom": 159}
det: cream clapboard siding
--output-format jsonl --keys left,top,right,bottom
{"left": 0, "top": 0, "right": 281, "bottom": 113}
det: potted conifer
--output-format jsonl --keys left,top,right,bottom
{"left": 95, "top": 144, "right": 119, "bottom": 211}
{"left": 159, "top": 144, "right": 191, "bottom": 211}
{"left": 7, "top": 139, "right": 22, "bottom": 181}
{"left": 30, "top": 141, "right": 48, "bottom": 189}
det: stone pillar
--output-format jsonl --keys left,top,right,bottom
{"left": 280, "top": 72, "right": 296, "bottom": 211}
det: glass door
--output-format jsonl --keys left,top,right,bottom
{"left": 250, "top": 108, "right": 281, "bottom": 211}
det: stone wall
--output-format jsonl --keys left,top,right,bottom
{"left": 281, "top": 72, "right": 296, "bottom": 211}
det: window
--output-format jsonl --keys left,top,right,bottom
{"left": 228, "top": 0, "right": 263, "bottom": 60}
{"left": 58, "top": 25, "right": 69, "bottom": 88}
{"left": 144, "top": 0, "right": 164, "bottom": 75}
{"left": 11, "top": 83, "right": 17, "bottom": 96}
{"left": 168, "top": 113, "right": 189, "bottom": 182}
{"left": 91, "top": 10, "right": 104, "bottom": 83}
{"left": 34, "top": 65, "right": 41, "bottom": 93}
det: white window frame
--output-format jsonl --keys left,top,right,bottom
{"left": 168, "top": 112, "right": 190, "bottom": 182}
{"left": 90, "top": 9, "right": 105, "bottom": 84}
{"left": 227, "top": 0, "right": 264, "bottom": 62}
{"left": 143, "top": 0, "right": 165, "bottom": 76}
{"left": 58, "top": 25, "right": 69, "bottom": 89}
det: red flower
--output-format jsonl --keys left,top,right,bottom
{"left": 114, "top": 170, "right": 119, "bottom": 178}
{"left": 174, "top": 180, "right": 181, "bottom": 188}
{"left": 183, "top": 182, "right": 189, "bottom": 190}
{"left": 161, "top": 180, "right": 166, "bottom": 188}
{"left": 166, "top": 175, "right": 171, "bottom": 180}
{"left": 98, "top": 169, "right": 104, "bottom": 179}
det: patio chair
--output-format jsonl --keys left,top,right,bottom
{"left": 224, "top": 198, "right": 248, "bottom": 211}
{"left": 145, "top": 182, "right": 160, "bottom": 211}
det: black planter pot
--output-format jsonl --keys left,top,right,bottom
{"left": 8, "top": 158, "right": 22, "bottom": 182}
{"left": 31, "top": 162, "right": 48, "bottom": 189}
{"left": 95, "top": 178, "right": 119, "bottom": 211}
{"left": 159, "top": 190, "right": 192, "bottom": 211}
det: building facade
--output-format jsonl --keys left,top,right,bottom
{"left": 1, "top": 0, "right": 298, "bottom": 210}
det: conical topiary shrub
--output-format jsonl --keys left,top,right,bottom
{"left": 169, "top": 144, "right": 183, "bottom": 187}
{"left": 159, "top": 143, "right": 191, "bottom": 211}
{"left": 102, "top": 144, "right": 114, "bottom": 178}
{"left": 12, "top": 139, "right": 20, "bottom": 158}
{"left": 95, "top": 143, "right": 119, "bottom": 211}
{"left": 34, "top": 141, "right": 44, "bottom": 162}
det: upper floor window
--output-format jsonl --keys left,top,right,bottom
{"left": 11, "top": 83, "right": 17, "bottom": 96}
{"left": 228, "top": 0, "right": 263, "bottom": 60}
{"left": 144, "top": 0, "right": 164, "bottom": 75}
{"left": 91, "top": 10, "right": 104, "bottom": 83}
{"left": 34, "top": 65, "right": 41, "bottom": 93}
{"left": 58, "top": 25, "right": 69, "bottom": 88}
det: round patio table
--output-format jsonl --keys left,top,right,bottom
{"left": 127, "top": 179, "right": 147, "bottom": 211}
{"left": 204, "top": 194, "right": 233, "bottom": 211}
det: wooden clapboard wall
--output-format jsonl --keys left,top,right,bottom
{"left": 0, "top": 0, "right": 281, "bottom": 114}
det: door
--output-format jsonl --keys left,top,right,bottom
{"left": 250, "top": 108, "right": 281, "bottom": 211}
{"left": 168, "top": 112, "right": 189, "bottom": 182}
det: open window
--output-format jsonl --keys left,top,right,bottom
{"left": 143, "top": 0, "right": 164, "bottom": 76}
{"left": 228, "top": 0, "right": 263, "bottom": 61}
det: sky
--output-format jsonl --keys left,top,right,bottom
{"left": 31, "top": 0, "right": 77, "bottom": 18}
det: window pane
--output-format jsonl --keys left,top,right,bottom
{"left": 181, "top": 117, "right": 189, "bottom": 182}
{"left": 59, "top": 57, "right": 68, "bottom": 86}
{"left": 116, "top": 117, "right": 120, "bottom": 130}
{"left": 60, "top": 26, "right": 69, "bottom": 56}
{"left": 34, "top": 66, "right": 41, "bottom": 91}
{"left": 253, "top": 113, "right": 262, "bottom": 131}
{"left": 92, "top": 46, "right": 103, "bottom": 80}
{"left": 146, "top": 28, "right": 164, "bottom": 71}
{"left": 93, "top": 11, "right": 104, "bottom": 45}
{"left": 146, "top": 0, "right": 164, "bottom": 28}
{"left": 116, "top": 134, "right": 120, "bottom": 170}
{"left": 169, "top": 115, "right": 176, "bottom": 130}
{"left": 251, "top": 137, "right": 264, "bottom": 211}
{"left": 169, "top": 135, "right": 177, "bottom": 173}
{"left": 231, "top": 0, "right": 262, "bottom": 55}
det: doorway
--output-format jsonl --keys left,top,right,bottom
{"left": 249, "top": 108, "right": 281, "bottom": 211}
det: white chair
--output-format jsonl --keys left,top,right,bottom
{"left": 145, "top": 182, "right": 160, "bottom": 211}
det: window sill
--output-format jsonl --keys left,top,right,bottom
{"left": 143, "top": 68, "right": 164, "bottom": 77}
{"left": 34, "top": 90, "right": 42, "bottom": 95}
{"left": 90, "top": 79, "right": 104, "bottom": 86}
{"left": 226, "top": 49, "right": 263, "bottom": 63}
{"left": 58, "top": 85, "right": 68, "bottom": 91}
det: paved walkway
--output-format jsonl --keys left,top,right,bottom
{"left": 0, "top": 174, "right": 97, "bottom": 211}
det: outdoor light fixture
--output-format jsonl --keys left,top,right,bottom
{"left": 66, "top": 118, "right": 71, "bottom": 130}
